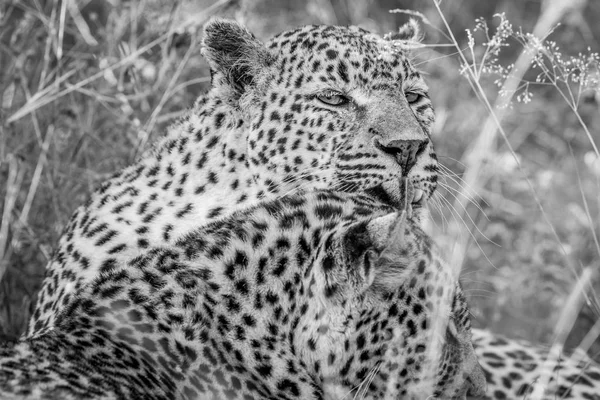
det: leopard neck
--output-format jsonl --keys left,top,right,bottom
{"left": 140, "top": 93, "right": 263, "bottom": 223}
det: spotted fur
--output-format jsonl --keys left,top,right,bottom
{"left": 471, "top": 329, "right": 600, "bottom": 400}
{"left": 3, "top": 191, "right": 484, "bottom": 399}
{"left": 28, "top": 19, "right": 439, "bottom": 336}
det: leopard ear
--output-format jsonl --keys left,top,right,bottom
{"left": 202, "top": 18, "right": 275, "bottom": 101}
{"left": 385, "top": 18, "right": 422, "bottom": 43}
{"left": 343, "top": 211, "right": 411, "bottom": 288}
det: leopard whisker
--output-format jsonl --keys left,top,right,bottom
{"left": 435, "top": 193, "right": 498, "bottom": 269}
{"left": 437, "top": 180, "right": 488, "bottom": 218}
{"left": 278, "top": 168, "right": 334, "bottom": 197}
{"left": 429, "top": 192, "right": 454, "bottom": 229}
{"left": 437, "top": 163, "right": 489, "bottom": 208}
{"left": 333, "top": 180, "right": 359, "bottom": 194}
{"left": 357, "top": 361, "right": 382, "bottom": 400}
{"left": 435, "top": 189, "right": 498, "bottom": 247}
{"left": 338, "top": 360, "right": 382, "bottom": 400}
{"left": 437, "top": 162, "right": 483, "bottom": 194}
{"left": 426, "top": 193, "right": 450, "bottom": 230}
{"left": 280, "top": 167, "right": 332, "bottom": 186}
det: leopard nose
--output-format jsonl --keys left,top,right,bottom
{"left": 377, "top": 139, "right": 429, "bottom": 174}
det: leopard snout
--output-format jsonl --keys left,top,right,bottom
{"left": 374, "top": 138, "right": 429, "bottom": 175}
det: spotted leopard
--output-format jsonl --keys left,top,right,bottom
{"left": 471, "top": 329, "right": 600, "bottom": 400}
{"left": 3, "top": 190, "right": 485, "bottom": 399}
{"left": 21, "top": 16, "right": 597, "bottom": 400}
{"left": 27, "top": 18, "right": 439, "bottom": 337}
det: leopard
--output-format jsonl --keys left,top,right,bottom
{"left": 470, "top": 329, "right": 600, "bottom": 400}
{"left": 21, "top": 16, "right": 597, "bottom": 399}
{"left": 2, "top": 190, "right": 486, "bottom": 399}
{"left": 27, "top": 18, "right": 439, "bottom": 337}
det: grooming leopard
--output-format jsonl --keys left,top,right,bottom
{"left": 471, "top": 329, "right": 600, "bottom": 400}
{"left": 2, "top": 191, "right": 485, "bottom": 399}
{"left": 27, "top": 19, "right": 439, "bottom": 336}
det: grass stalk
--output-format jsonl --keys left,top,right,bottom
{"left": 0, "top": 156, "right": 25, "bottom": 283}
{"left": 530, "top": 266, "right": 594, "bottom": 398}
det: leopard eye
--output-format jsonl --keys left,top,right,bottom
{"left": 405, "top": 92, "right": 421, "bottom": 104}
{"left": 316, "top": 91, "right": 350, "bottom": 106}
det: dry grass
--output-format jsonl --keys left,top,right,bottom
{"left": 0, "top": 0, "right": 226, "bottom": 339}
{"left": 1, "top": 0, "right": 599, "bottom": 371}
{"left": 421, "top": 0, "right": 600, "bottom": 361}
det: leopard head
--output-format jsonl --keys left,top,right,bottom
{"left": 201, "top": 19, "right": 438, "bottom": 224}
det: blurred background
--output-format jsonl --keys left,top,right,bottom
{"left": 1, "top": 0, "right": 599, "bottom": 359}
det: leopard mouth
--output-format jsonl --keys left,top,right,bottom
{"left": 411, "top": 187, "right": 426, "bottom": 210}
{"left": 398, "top": 177, "right": 426, "bottom": 218}
{"left": 365, "top": 178, "right": 426, "bottom": 217}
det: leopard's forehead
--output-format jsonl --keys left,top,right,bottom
{"left": 267, "top": 25, "right": 419, "bottom": 79}
{"left": 269, "top": 25, "right": 374, "bottom": 47}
